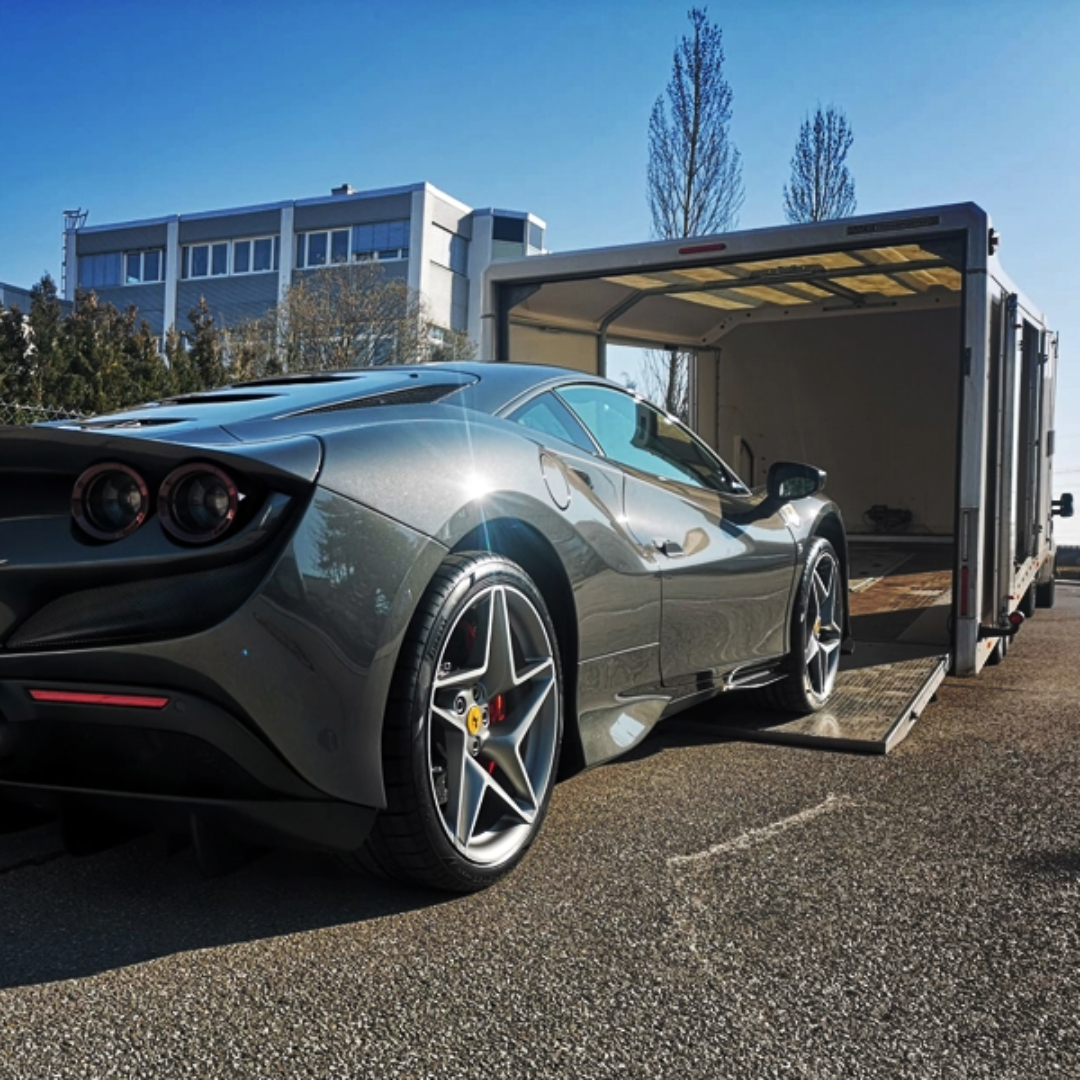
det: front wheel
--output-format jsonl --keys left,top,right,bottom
{"left": 757, "top": 538, "right": 843, "bottom": 714}
{"left": 348, "top": 553, "right": 563, "bottom": 892}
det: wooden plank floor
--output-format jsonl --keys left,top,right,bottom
{"left": 847, "top": 543, "right": 953, "bottom": 646}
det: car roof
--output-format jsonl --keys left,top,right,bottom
{"left": 52, "top": 362, "right": 612, "bottom": 443}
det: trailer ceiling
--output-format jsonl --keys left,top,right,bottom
{"left": 504, "top": 238, "right": 964, "bottom": 349}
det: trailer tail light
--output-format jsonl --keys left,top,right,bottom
{"left": 1008, "top": 611, "right": 1025, "bottom": 628}
{"left": 28, "top": 689, "right": 170, "bottom": 709}
{"left": 960, "top": 567, "right": 970, "bottom": 618}
{"left": 678, "top": 241, "right": 727, "bottom": 256}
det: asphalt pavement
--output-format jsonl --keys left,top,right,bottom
{"left": 0, "top": 588, "right": 1077, "bottom": 1078}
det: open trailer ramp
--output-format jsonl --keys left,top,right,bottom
{"left": 716, "top": 541, "right": 952, "bottom": 753}
{"left": 718, "top": 650, "right": 948, "bottom": 754}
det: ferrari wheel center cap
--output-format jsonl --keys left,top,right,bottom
{"left": 466, "top": 705, "right": 485, "bottom": 737}
{"left": 814, "top": 617, "right": 822, "bottom": 637}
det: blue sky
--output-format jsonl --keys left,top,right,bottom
{"left": 1, "top": 0, "right": 1078, "bottom": 539}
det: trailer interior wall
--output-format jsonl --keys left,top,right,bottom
{"left": 710, "top": 306, "right": 961, "bottom": 535}
{"left": 506, "top": 323, "right": 598, "bottom": 372}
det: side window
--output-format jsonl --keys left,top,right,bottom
{"left": 508, "top": 392, "right": 597, "bottom": 454}
{"left": 558, "top": 385, "right": 746, "bottom": 493}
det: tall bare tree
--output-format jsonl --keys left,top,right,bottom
{"left": 783, "top": 105, "right": 857, "bottom": 223}
{"left": 645, "top": 7, "right": 742, "bottom": 421}
{"left": 647, "top": 7, "right": 744, "bottom": 239}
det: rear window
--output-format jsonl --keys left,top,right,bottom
{"left": 508, "top": 392, "right": 596, "bottom": 453}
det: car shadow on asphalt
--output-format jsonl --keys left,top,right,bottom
{"left": 0, "top": 823, "right": 449, "bottom": 989}
{"left": 1010, "top": 848, "right": 1080, "bottom": 880}
{"left": 609, "top": 696, "right": 752, "bottom": 765}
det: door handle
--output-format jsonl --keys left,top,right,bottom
{"left": 655, "top": 538, "right": 685, "bottom": 557}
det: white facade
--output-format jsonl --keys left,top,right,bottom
{"left": 65, "top": 182, "right": 546, "bottom": 349}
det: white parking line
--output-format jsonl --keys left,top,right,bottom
{"left": 667, "top": 794, "right": 857, "bottom": 868}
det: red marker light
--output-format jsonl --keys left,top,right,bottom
{"left": 29, "top": 689, "right": 170, "bottom": 709}
{"left": 678, "top": 241, "right": 727, "bottom": 256}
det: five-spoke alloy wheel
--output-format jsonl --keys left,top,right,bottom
{"left": 757, "top": 537, "right": 843, "bottom": 714}
{"left": 353, "top": 553, "right": 562, "bottom": 892}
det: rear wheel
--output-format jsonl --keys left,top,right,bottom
{"left": 1036, "top": 569, "right": 1056, "bottom": 609}
{"left": 348, "top": 553, "right": 563, "bottom": 892}
{"left": 757, "top": 538, "right": 842, "bottom": 714}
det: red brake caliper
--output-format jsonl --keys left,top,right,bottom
{"left": 488, "top": 694, "right": 506, "bottom": 773}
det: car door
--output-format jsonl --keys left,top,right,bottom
{"left": 557, "top": 384, "right": 797, "bottom": 688}
{"left": 503, "top": 388, "right": 662, "bottom": 664}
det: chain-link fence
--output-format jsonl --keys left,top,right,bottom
{"left": 0, "top": 401, "right": 84, "bottom": 426}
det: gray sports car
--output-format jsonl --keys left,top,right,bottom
{"left": 0, "top": 363, "right": 848, "bottom": 891}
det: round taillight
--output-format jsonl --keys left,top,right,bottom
{"left": 72, "top": 463, "right": 149, "bottom": 541}
{"left": 159, "top": 463, "right": 239, "bottom": 544}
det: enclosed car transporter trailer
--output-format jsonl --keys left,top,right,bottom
{"left": 483, "top": 204, "right": 1072, "bottom": 749}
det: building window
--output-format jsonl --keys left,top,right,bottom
{"left": 450, "top": 233, "right": 468, "bottom": 275}
{"left": 528, "top": 222, "right": 544, "bottom": 253}
{"left": 78, "top": 252, "right": 122, "bottom": 289}
{"left": 296, "top": 220, "right": 410, "bottom": 269}
{"left": 492, "top": 216, "right": 525, "bottom": 243}
{"left": 186, "top": 245, "right": 210, "bottom": 278}
{"left": 492, "top": 214, "right": 527, "bottom": 261}
{"left": 431, "top": 225, "right": 469, "bottom": 276}
{"left": 183, "top": 237, "right": 279, "bottom": 279}
{"left": 80, "top": 250, "right": 163, "bottom": 289}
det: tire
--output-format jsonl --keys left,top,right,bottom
{"left": 346, "top": 552, "right": 563, "bottom": 892}
{"left": 757, "top": 538, "right": 843, "bottom": 714}
{"left": 1018, "top": 584, "right": 1037, "bottom": 619}
{"left": 986, "top": 632, "right": 1008, "bottom": 666}
{"left": 1036, "top": 571, "right": 1056, "bottom": 609}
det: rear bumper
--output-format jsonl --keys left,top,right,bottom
{"left": 0, "top": 679, "right": 377, "bottom": 852}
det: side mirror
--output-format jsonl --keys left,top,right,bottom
{"left": 767, "top": 461, "right": 827, "bottom": 502}
{"left": 1053, "top": 493, "right": 1074, "bottom": 519}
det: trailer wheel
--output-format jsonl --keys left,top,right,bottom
{"left": 1018, "top": 585, "right": 1037, "bottom": 619}
{"left": 986, "top": 633, "right": 1008, "bottom": 666}
{"left": 1036, "top": 571, "right": 1056, "bottom": 609}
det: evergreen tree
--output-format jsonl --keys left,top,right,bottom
{"left": 184, "top": 297, "right": 228, "bottom": 390}
{"left": 29, "top": 275, "right": 66, "bottom": 407}
{"left": 0, "top": 302, "right": 39, "bottom": 410}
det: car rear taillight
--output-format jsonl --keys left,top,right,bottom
{"left": 158, "top": 463, "right": 239, "bottom": 544}
{"left": 72, "top": 463, "right": 150, "bottom": 541}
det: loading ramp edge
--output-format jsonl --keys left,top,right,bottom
{"left": 719, "top": 653, "right": 950, "bottom": 755}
